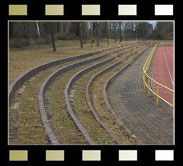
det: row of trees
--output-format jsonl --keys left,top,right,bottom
{"left": 9, "top": 22, "right": 173, "bottom": 51}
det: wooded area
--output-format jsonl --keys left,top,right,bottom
{"left": 9, "top": 21, "right": 173, "bottom": 51}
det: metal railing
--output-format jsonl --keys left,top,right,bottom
{"left": 143, "top": 45, "right": 174, "bottom": 117}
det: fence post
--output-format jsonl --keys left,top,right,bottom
{"left": 143, "top": 73, "right": 146, "bottom": 90}
{"left": 148, "top": 78, "right": 150, "bottom": 96}
{"left": 156, "top": 83, "right": 158, "bottom": 106}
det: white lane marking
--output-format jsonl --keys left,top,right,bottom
{"left": 165, "top": 46, "right": 174, "bottom": 80}
{"left": 162, "top": 47, "right": 174, "bottom": 86}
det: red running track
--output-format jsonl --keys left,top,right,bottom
{"left": 152, "top": 46, "right": 174, "bottom": 105}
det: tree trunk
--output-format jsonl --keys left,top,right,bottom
{"left": 96, "top": 23, "right": 99, "bottom": 46}
{"left": 36, "top": 22, "right": 40, "bottom": 37}
{"left": 51, "top": 32, "right": 56, "bottom": 52}
{"left": 107, "top": 34, "right": 109, "bottom": 44}
{"left": 79, "top": 23, "right": 83, "bottom": 48}
{"left": 119, "top": 22, "right": 122, "bottom": 42}
{"left": 114, "top": 29, "right": 117, "bottom": 43}
{"left": 106, "top": 22, "right": 109, "bottom": 44}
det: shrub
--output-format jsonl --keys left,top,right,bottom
{"left": 55, "top": 33, "right": 76, "bottom": 40}
{"left": 9, "top": 39, "right": 31, "bottom": 48}
{"left": 36, "top": 37, "right": 50, "bottom": 45}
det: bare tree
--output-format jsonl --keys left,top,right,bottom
{"left": 79, "top": 23, "right": 83, "bottom": 48}
{"left": 119, "top": 22, "right": 122, "bottom": 42}
{"left": 96, "top": 22, "right": 100, "bottom": 46}
{"left": 106, "top": 22, "right": 110, "bottom": 44}
{"left": 111, "top": 22, "right": 118, "bottom": 43}
{"left": 36, "top": 21, "right": 40, "bottom": 37}
{"left": 43, "top": 22, "right": 57, "bottom": 52}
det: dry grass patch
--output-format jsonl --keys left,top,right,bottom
{"left": 48, "top": 55, "right": 117, "bottom": 144}
{"left": 146, "top": 40, "right": 173, "bottom": 47}
{"left": 8, "top": 40, "right": 142, "bottom": 144}
{"left": 9, "top": 52, "right": 112, "bottom": 144}
{"left": 49, "top": 59, "right": 112, "bottom": 144}
{"left": 117, "top": 44, "right": 149, "bottom": 65}
{"left": 89, "top": 64, "right": 137, "bottom": 144}
{"left": 87, "top": 44, "right": 149, "bottom": 144}
{"left": 9, "top": 40, "right": 122, "bottom": 84}
{"left": 72, "top": 60, "right": 120, "bottom": 144}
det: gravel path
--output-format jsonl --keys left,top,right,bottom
{"left": 107, "top": 48, "right": 173, "bottom": 145}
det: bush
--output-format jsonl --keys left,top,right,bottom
{"left": 36, "top": 37, "right": 50, "bottom": 45}
{"left": 9, "top": 39, "right": 31, "bottom": 48}
{"left": 55, "top": 33, "right": 76, "bottom": 40}
{"left": 9, "top": 36, "right": 52, "bottom": 49}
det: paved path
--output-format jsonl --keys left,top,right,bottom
{"left": 107, "top": 48, "right": 173, "bottom": 145}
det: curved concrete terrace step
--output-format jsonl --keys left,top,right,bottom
{"left": 9, "top": 41, "right": 141, "bottom": 106}
{"left": 85, "top": 61, "right": 123, "bottom": 144}
{"left": 39, "top": 53, "right": 110, "bottom": 144}
{"left": 64, "top": 57, "right": 115, "bottom": 145}
{"left": 103, "top": 64, "right": 142, "bottom": 144}
{"left": 38, "top": 46, "right": 132, "bottom": 144}
{"left": 9, "top": 44, "right": 122, "bottom": 106}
